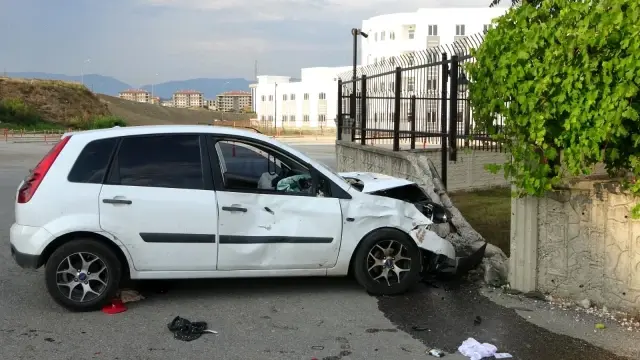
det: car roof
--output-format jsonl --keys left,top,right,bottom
{"left": 64, "top": 125, "right": 273, "bottom": 142}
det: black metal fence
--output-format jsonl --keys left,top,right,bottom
{"left": 336, "top": 33, "right": 504, "bottom": 162}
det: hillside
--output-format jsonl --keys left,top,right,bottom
{"left": 97, "top": 94, "right": 252, "bottom": 125}
{"left": 0, "top": 77, "right": 253, "bottom": 129}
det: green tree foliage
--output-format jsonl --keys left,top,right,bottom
{"left": 467, "top": 0, "right": 640, "bottom": 214}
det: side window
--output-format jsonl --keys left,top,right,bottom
{"left": 215, "top": 139, "right": 313, "bottom": 195}
{"left": 113, "top": 134, "right": 204, "bottom": 190}
{"left": 68, "top": 137, "right": 118, "bottom": 183}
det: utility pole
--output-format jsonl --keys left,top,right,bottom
{"left": 254, "top": 60, "right": 258, "bottom": 82}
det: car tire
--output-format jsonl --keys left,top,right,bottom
{"left": 45, "top": 239, "right": 122, "bottom": 312}
{"left": 353, "top": 228, "right": 422, "bottom": 296}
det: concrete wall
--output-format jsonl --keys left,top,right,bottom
{"left": 335, "top": 140, "right": 509, "bottom": 191}
{"left": 510, "top": 179, "right": 640, "bottom": 312}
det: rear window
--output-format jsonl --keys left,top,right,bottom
{"left": 110, "top": 134, "right": 204, "bottom": 190}
{"left": 67, "top": 137, "right": 118, "bottom": 184}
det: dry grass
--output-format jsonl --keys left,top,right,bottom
{"left": 449, "top": 187, "right": 512, "bottom": 256}
{"left": 97, "top": 94, "right": 253, "bottom": 125}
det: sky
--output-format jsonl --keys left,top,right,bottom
{"left": 0, "top": 0, "right": 503, "bottom": 84}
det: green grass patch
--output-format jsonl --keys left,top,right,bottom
{"left": 449, "top": 187, "right": 511, "bottom": 256}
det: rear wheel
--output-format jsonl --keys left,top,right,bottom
{"left": 353, "top": 229, "right": 422, "bottom": 295}
{"left": 45, "top": 239, "right": 121, "bottom": 312}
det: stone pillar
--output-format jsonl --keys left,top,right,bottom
{"left": 509, "top": 191, "right": 539, "bottom": 292}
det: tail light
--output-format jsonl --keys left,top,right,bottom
{"left": 17, "top": 135, "right": 72, "bottom": 204}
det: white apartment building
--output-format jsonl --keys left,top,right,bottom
{"left": 253, "top": 7, "right": 507, "bottom": 128}
{"left": 172, "top": 90, "right": 205, "bottom": 108}
{"left": 119, "top": 89, "right": 150, "bottom": 103}
{"left": 255, "top": 66, "right": 351, "bottom": 128}
{"left": 360, "top": 8, "right": 505, "bottom": 66}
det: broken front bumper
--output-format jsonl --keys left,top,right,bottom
{"left": 423, "top": 242, "right": 488, "bottom": 276}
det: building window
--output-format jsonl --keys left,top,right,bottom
{"left": 408, "top": 28, "right": 415, "bottom": 39}
{"left": 427, "top": 79, "right": 438, "bottom": 91}
{"left": 290, "top": 115, "right": 296, "bottom": 122}
{"left": 282, "top": 115, "right": 287, "bottom": 122}
{"left": 374, "top": 32, "right": 378, "bottom": 41}
{"left": 407, "top": 77, "right": 415, "bottom": 92}
{"left": 483, "top": 24, "right": 492, "bottom": 33}
{"left": 283, "top": 94, "right": 288, "bottom": 100}
{"left": 428, "top": 25, "right": 438, "bottom": 36}
{"left": 389, "top": 31, "right": 395, "bottom": 40}
{"left": 303, "top": 93, "right": 309, "bottom": 100}
{"left": 427, "top": 112, "right": 437, "bottom": 123}
{"left": 261, "top": 95, "right": 265, "bottom": 101}
{"left": 290, "top": 94, "right": 296, "bottom": 100}
{"left": 268, "top": 115, "right": 273, "bottom": 122}
{"left": 303, "top": 115, "right": 310, "bottom": 122}
{"left": 381, "top": 31, "right": 386, "bottom": 41}
{"left": 318, "top": 114, "right": 326, "bottom": 122}
{"left": 456, "top": 24, "right": 466, "bottom": 36}
{"left": 261, "top": 115, "right": 266, "bottom": 121}
{"left": 319, "top": 92, "right": 326, "bottom": 100}
{"left": 268, "top": 95, "right": 273, "bottom": 101}
{"left": 457, "top": 111, "right": 464, "bottom": 123}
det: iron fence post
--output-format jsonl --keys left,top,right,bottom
{"left": 409, "top": 95, "right": 416, "bottom": 150}
{"left": 449, "top": 55, "right": 459, "bottom": 162}
{"left": 393, "top": 66, "right": 402, "bottom": 151}
{"left": 337, "top": 79, "right": 343, "bottom": 141}
{"left": 360, "top": 75, "right": 367, "bottom": 145}
{"left": 440, "top": 53, "right": 449, "bottom": 189}
{"left": 351, "top": 84, "right": 356, "bottom": 142}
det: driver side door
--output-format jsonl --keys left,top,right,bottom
{"left": 215, "top": 141, "right": 284, "bottom": 190}
{"left": 209, "top": 136, "right": 344, "bottom": 271}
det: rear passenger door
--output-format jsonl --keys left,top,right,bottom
{"left": 98, "top": 133, "right": 219, "bottom": 272}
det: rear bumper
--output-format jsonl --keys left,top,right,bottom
{"left": 10, "top": 223, "right": 51, "bottom": 269}
{"left": 10, "top": 244, "right": 40, "bottom": 269}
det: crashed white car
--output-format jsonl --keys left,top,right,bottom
{"left": 9, "top": 125, "right": 485, "bottom": 312}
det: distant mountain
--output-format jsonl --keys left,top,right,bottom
{"left": 140, "top": 78, "right": 251, "bottom": 99}
{"left": 5, "top": 73, "right": 253, "bottom": 99}
{"left": 5, "top": 72, "right": 131, "bottom": 96}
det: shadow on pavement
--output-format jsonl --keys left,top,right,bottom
{"left": 377, "top": 279, "right": 632, "bottom": 360}
{"left": 129, "top": 276, "right": 361, "bottom": 298}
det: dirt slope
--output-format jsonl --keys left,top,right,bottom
{"left": 97, "top": 94, "right": 252, "bottom": 125}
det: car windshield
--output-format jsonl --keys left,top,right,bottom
{"left": 318, "top": 162, "right": 347, "bottom": 182}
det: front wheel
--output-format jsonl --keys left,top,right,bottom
{"left": 353, "top": 229, "right": 422, "bottom": 295}
{"left": 45, "top": 239, "right": 122, "bottom": 312}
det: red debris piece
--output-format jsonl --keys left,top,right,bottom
{"left": 102, "top": 299, "right": 127, "bottom": 314}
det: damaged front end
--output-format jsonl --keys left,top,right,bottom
{"left": 340, "top": 172, "right": 487, "bottom": 277}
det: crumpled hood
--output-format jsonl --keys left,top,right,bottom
{"left": 338, "top": 172, "right": 415, "bottom": 193}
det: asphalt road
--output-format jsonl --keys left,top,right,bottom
{"left": 0, "top": 141, "right": 635, "bottom": 360}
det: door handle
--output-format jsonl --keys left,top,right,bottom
{"left": 102, "top": 198, "right": 132, "bottom": 205}
{"left": 222, "top": 206, "right": 247, "bottom": 212}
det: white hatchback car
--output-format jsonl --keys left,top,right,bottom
{"left": 10, "top": 125, "right": 484, "bottom": 312}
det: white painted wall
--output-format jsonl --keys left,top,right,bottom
{"left": 253, "top": 7, "right": 508, "bottom": 129}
